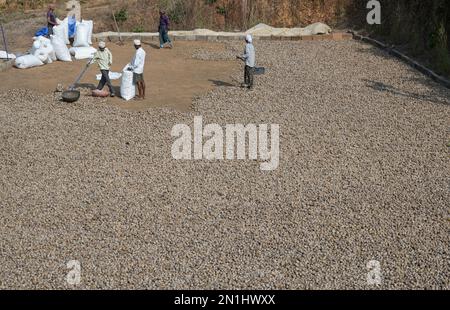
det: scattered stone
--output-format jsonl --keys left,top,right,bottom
{"left": 55, "top": 84, "right": 64, "bottom": 92}
{"left": 0, "top": 40, "right": 449, "bottom": 290}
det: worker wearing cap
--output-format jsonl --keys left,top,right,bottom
{"left": 91, "top": 41, "right": 115, "bottom": 97}
{"left": 237, "top": 34, "right": 256, "bottom": 90}
{"left": 129, "top": 39, "right": 147, "bottom": 100}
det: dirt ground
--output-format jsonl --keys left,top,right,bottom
{"left": 0, "top": 41, "right": 237, "bottom": 112}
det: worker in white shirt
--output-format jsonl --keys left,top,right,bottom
{"left": 237, "top": 34, "right": 256, "bottom": 90}
{"left": 128, "top": 39, "right": 147, "bottom": 100}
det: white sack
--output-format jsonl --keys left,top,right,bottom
{"left": 31, "top": 37, "right": 56, "bottom": 64}
{"left": 69, "top": 46, "right": 97, "bottom": 60}
{"left": 34, "top": 36, "right": 51, "bottom": 44}
{"left": 53, "top": 24, "right": 68, "bottom": 45}
{"left": 80, "top": 20, "right": 94, "bottom": 45}
{"left": 31, "top": 36, "right": 55, "bottom": 59}
{"left": 56, "top": 18, "right": 70, "bottom": 44}
{"left": 29, "top": 36, "right": 56, "bottom": 63}
{"left": 14, "top": 55, "right": 44, "bottom": 69}
{"left": 96, "top": 72, "right": 122, "bottom": 81}
{"left": 0, "top": 51, "right": 16, "bottom": 59}
{"left": 30, "top": 36, "right": 50, "bottom": 52}
{"left": 121, "top": 64, "right": 135, "bottom": 101}
{"left": 73, "top": 23, "right": 90, "bottom": 47}
{"left": 30, "top": 46, "right": 49, "bottom": 64}
{"left": 35, "top": 51, "right": 51, "bottom": 64}
{"left": 51, "top": 35, "right": 72, "bottom": 62}
{"left": 39, "top": 40, "right": 57, "bottom": 62}
{"left": 30, "top": 40, "right": 41, "bottom": 55}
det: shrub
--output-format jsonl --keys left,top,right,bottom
{"left": 114, "top": 8, "right": 128, "bottom": 23}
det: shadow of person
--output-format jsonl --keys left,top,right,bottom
{"left": 209, "top": 79, "right": 235, "bottom": 87}
{"left": 363, "top": 79, "right": 450, "bottom": 106}
{"left": 142, "top": 42, "right": 161, "bottom": 50}
{"left": 74, "top": 83, "right": 96, "bottom": 90}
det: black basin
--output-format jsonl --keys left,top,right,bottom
{"left": 62, "top": 90, "right": 81, "bottom": 103}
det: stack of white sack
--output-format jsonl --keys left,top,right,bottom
{"left": 53, "top": 18, "right": 94, "bottom": 46}
{"left": 50, "top": 35, "right": 72, "bottom": 62}
{"left": 30, "top": 36, "right": 56, "bottom": 64}
{"left": 70, "top": 20, "right": 96, "bottom": 59}
{"left": 14, "top": 19, "right": 95, "bottom": 68}
{"left": 0, "top": 51, "right": 16, "bottom": 59}
{"left": 54, "top": 18, "right": 93, "bottom": 45}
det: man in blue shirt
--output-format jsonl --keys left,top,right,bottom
{"left": 47, "top": 4, "right": 57, "bottom": 37}
{"left": 158, "top": 10, "right": 173, "bottom": 49}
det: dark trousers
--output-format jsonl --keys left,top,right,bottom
{"left": 159, "top": 29, "right": 171, "bottom": 46}
{"left": 47, "top": 25, "right": 54, "bottom": 37}
{"left": 97, "top": 70, "right": 115, "bottom": 94}
{"left": 245, "top": 65, "right": 254, "bottom": 89}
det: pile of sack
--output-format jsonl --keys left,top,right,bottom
{"left": 15, "top": 19, "right": 96, "bottom": 69}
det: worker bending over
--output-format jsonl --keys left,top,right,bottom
{"left": 92, "top": 41, "right": 116, "bottom": 97}
{"left": 237, "top": 34, "right": 256, "bottom": 90}
{"left": 129, "top": 40, "right": 147, "bottom": 100}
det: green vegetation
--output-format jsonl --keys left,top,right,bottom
{"left": 114, "top": 8, "right": 128, "bottom": 23}
{"left": 132, "top": 25, "right": 145, "bottom": 33}
{"left": 1, "top": 0, "right": 448, "bottom": 77}
{"left": 167, "top": 1, "right": 186, "bottom": 25}
{"left": 350, "top": 0, "right": 450, "bottom": 77}
{"left": 216, "top": 6, "right": 227, "bottom": 16}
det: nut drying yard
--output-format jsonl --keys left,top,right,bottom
{"left": 0, "top": 39, "right": 449, "bottom": 289}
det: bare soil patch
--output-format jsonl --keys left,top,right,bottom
{"left": 0, "top": 41, "right": 237, "bottom": 112}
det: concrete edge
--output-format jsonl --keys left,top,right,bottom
{"left": 92, "top": 32, "right": 353, "bottom": 43}
{"left": 0, "top": 58, "right": 14, "bottom": 72}
{"left": 350, "top": 30, "right": 450, "bottom": 89}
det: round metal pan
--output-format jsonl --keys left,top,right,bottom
{"left": 62, "top": 90, "right": 81, "bottom": 103}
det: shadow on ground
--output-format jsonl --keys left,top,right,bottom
{"left": 75, "top": 83, "right": 97, "bottom": 90}
{"left": 143, "top": 42, "right": 161, "bottom": 50}
{"left": 364, "top": 79, "right": 450, "bottom": 106}
{"left": 209, "top": 79, "right": 235, "bottom": 87}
